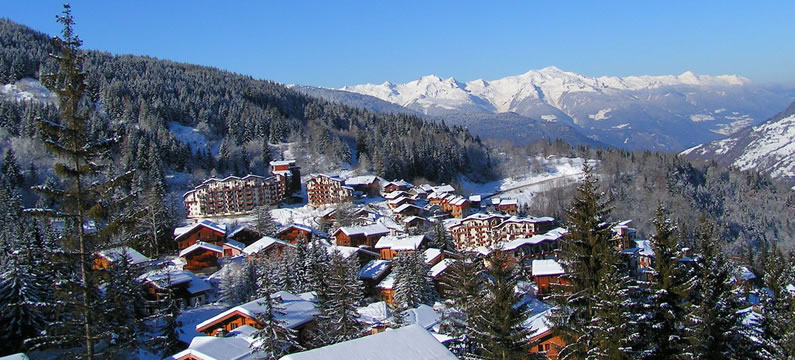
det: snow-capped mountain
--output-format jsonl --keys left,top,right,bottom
{"left": 342, "top": 67, "right": 794, "bottom": 151}
{"left": 682, "top": 101, "right": 795, "bottom": 183}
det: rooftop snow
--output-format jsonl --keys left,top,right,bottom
{"left": 359, "top": 260, "right": 392, "bottom": 280}
{"left": 196, "top": 291, "right": 317, "bottom": 332}
{"left": 174, "top": 220, "right": 227, "bottom": 239}
{"left": 243, "top": 236, "right": 295, "bottom": 256}
{"left": 336, "top": 223, "right": 390, "bottom": 237}
{"left": 532, "top": 259, "right": 565, "bottom": 276}
{"left": 179, "top": 241, "right": 224, "bottom": 257}
{"left": 345, "top": 175, "right": 379, "bottom": 186}
{"left": 97, "top": 247, "right": 150, "bottom": 265}
{"left": 423, "top": 248, "right": 442, "bottom": 264}
{"left": 357, "top": 301, "right": 392, "bottom": 325}
{"left": 375, "top": 235, "right": 427, "bottom": 250}
{"left": 429, "top": 258, "right": 456, "bottom": 278}
{"left": 279, "top": 324, "right": 457, "bottom": 360}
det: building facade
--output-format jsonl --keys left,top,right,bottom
{"left": 306, "top": 174, "right": 354, "bottom": 207}
{"left": 183, "top": 175, "right": 284, "bottom": 219}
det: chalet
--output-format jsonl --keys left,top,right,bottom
{"left": 532, "top": 259, "right": 567, "bottom": 296}
{"left": 183, "top": 174, "right": 284, "bottom": 219}
{"left": 333, "top": 223, "right": 390, "bottom": 248}
{"left": 393, "top": 203, "right": 423, "bottom": 219}
{"left": 93, "top": 246, "right": 150, "bottom": 270}
{"left": 279, "top": 324, "right": 458, "bottom": 360}
{"left": 141, "top": 270, "right": 212, "bottom": 310}
{"left": 387, "top": 196, "right": 413, "bottom": 209}
{"left": 383, "top": 179, "right": 413, "bottom": 194}
{"left": 226, "top": 225, "right": 264, "bottom": 247}
{"left": 275, "top": 224, "right": 323, "bottom": 244}
{"left": 447, "top": 213, "right": 508, "bottom": 249}
{"left": 325, "top": 244, "right": 380, "bottom": 269}
{"left": 403, "top": 216, "right": 430, "bottom": 231}
{"left": 269, "top": 160, "right": 301, "bottom": 196}
{"left": 526, "top": 308, "right": 564, "bottom": 360}
{"left": 174, "top": 220, "right": 227, "bottom": 251}
{"left": 429, "top": 258, "right": 456, "bottom": 297}
{"left": 243, "top": 236, "right": 296, "bottom": 260}
{"left": 359, "top": 259, "right": 392, "bottom": 298}
{"left": 613, "top": 220, "right": 638, "bottom": 251}
{"left": 376, "top": 272, "right": 396, "bottom": 305}
{"left": 375, "top": 235, "right": 429, "bottom": 259}
{"left": 447, "top": 196, "right": 470, "bottom": 218}
{"left": 195, "top": 291, "right": 318, "bottom": 343}
{"left": 166, "top": 325, "right": 267, "bottom": 360}
{"left": 423, "top": 248, "right": 456, "bottom": 267}
{"left": 496, "top": 198, "right": 519, "bottom": 215}
{"left": 408, "top": 187, "right": 428, "bottom": 200}
{"left": 306, "top": 174, "right": 353, "bottom": 207}
{"left": 500, "top": 227, "right": 567, "bottom": 263}
{"left": 468, "top": 194, "right": 483, "bottom": 208}
{"left": 356, "top": 301, "right": 392, "bottom": 334}
{"left": 345, "top": 175, "right": 382, "bottom": 197}
{"left": 180, "top": 242, "right": 224, "bottom": 273}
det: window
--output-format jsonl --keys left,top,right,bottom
{"left": 545, "top": 344, "right": 550, "bottom": 352}
{"left": 538, "top": 345, "right": 544, "bottom": 352}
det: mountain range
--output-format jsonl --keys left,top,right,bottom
{"left": 329, "top": 67, "right": 794, "bottom": 152}
{"left": 683, "top": 101, "right": 795, "bottom": 184}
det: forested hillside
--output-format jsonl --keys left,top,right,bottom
{"left": 0, "top": 18, "right": 492, "bottom": 202}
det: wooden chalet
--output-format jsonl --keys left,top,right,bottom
{"left": 345, "top": 175, "right": 382, "bottom": 197}
{"left": 174, "top": 220, "right": 227, "bottom": 251}
{"left": 613, "top": 220, "right": 638, "bottom": 251}
{"left": 92, "top": 246, "right": 150, "bottom": 270}
{"left": 403, "top": 216, "right": 430, "bottom": 232}
{"left": 275, "top": 223, "right": 322, "bottom": 244}
{"left": 333, "top": 223, "right": 390, "bottom": 248}
{"left": 532, "top": 259, "right": 567, "bottom": 296}
{"left": 226, "top": 225, "right": 263, "bottom": 247}
{"left": 376, "top": 272, "right": 396, "bottom": 305}
{"left": 387, "top": 196, "right": 413, "bottom": 209}
{"left": 165, "top": 325, "right": 266, "bottom": 360}
{"left": 180, "top": 242, "right": 224, "bottom": 273}
{"left": 429, "top": 258, "right": 456, "bottom": 297}
{"left": 142, "top": 270, "right": 212, "bottom": 310}
{"left": 528, "top": 325, "right": 564, "bottom": 359}
{"left": 500, "top": 227, "right": 567, "bottom": 264}
{"left": 375, "top": 234, "right": 429, "bottom": 260}
{"left": 359, "top": 259, "right": 392, "bottom": 298}
{"left": 383, "top": 179, "right": 413, "bottom": 194}
{"left": 194, "top": 291, "right": 318, "bottom": 340}
{"left": 242, "top": 236, "right": 296, "bottom": 261}
{"left": 392, "top": 203, "right": 423, "bottom": 219}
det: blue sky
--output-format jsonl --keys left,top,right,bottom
{"left": 5, "top": 1, "right": 795, "bottom": 88}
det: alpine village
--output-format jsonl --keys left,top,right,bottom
{"left": 0, "top": 4, "right": 794, "bottom": 360}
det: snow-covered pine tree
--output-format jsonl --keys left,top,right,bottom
{"left": 1, "top": 147, "right": 23, "bottom": 189}
{"left": 132, "top": 182, "right": 172, "bottom": 257}
{"left": 255, "top": 206, "right": 278, "bottom": 236}
{"left": 252, "top": 262, "right": 301, "bottom": 358}
{"left": 684, "top": 218, "right": 761, "bottom": 359}
{"left": 547, "top": 162, "right": 617, "bottom": 359}
{"left": 429, "top": 220, "right": 455, "bottom": 251}
{"left": 0, "top": 179, "right": 24, "bottom": 256}
{"left": 636, "top": 206, "right": 692, "bottom": 359}
{"left": 588, "top": 252, "right": 634, "bottom": 360}
{"left": 219, "top": 261, "right": 258, "bottom": 306}
{"left": 151, "top": 272, "right": 184, "bottom": 356}
{"left": 99, "top": 252, "right": 146, "bottom": 354}
{"left": 0, "top": 243, "right": 50, "bottom": 354}
{"left": 759, "top": 242, "right": 795, "bottom": 358}
{"left": 469, "top": 251, "right": 535, "bottom": 360}
{"left": 26, "top": 6, "right": 137, "bottom": 357}
{"left": 309, "top": 252, "right": 365, "bottom": 348}
{"left": 439, "top": 252, "right": 483, "bottom": 357}
{"left": 392, "top": 249, "right": 436, "bottom": 311}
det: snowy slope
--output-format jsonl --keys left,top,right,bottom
{"left": 341, "top": 67, "right": 793, "bottom": 151}
{"left": 683, "top": 101, "right": 795, "bottom": 183}
{"left": 1, "top": 77, "right": 57, "bottom": 103}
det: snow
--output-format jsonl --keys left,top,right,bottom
{"left": 168, "top": 121, "right": 218, "bottom": 156}
{"left": 345, "top": 175, "right": 379, "bottom": 186}
{"left": 357, "top": 301, "right": 392, "bottom": 325}
{"left": 359, "top": 260, "right": 392, "bottom": 280}
{"left": 733, "top": 115, "right": 795, "bottom": 178}
{"left": 166, "top": 331, "right": 265, "bottom": 360}
{"left": 242, "top": 236, "right": 295, "bottom": 256}
{"left": 690, "top": 114, "right": 717, "bottom": 122}
{"left": 532, "top": 259, "right": 564, "bottom": 276}
{"left": 279, "top": 324, "right": 457, "bottom": 360}
{"left": 0, "top": 354, "right": 30, "bottom": 360}
{"left": 179, "top": 241, "right": 223, "bottom": 257}
{"left": 174, "top": 220, "right": 227, "bottom": 239}
{"left": 337, "top": 223, "right": 390, "bottom": 237}
{"left": 0, "top": 78, "right": 57, "bottom": 103}
{"left": 398, "top": 304, "right": 441, "bottom": 330}
{"left": 429, "top": 258, "right": 456, "bottom": 278}
{"left": 736, "top": 266, "right": 756, "bottom": 281}
{"left": 423, "top": 248, "right": 442, "bottom": 264}
{"left": 375, "top": 235, "right": 427, "bottom": 250}
{"left": 96, "top": 246, "right": 151, "bottom": 265}
{"left": 377, "top": 272, "right": 396, "bottom": 290}
{"left": 195, "top": 291, "right": 318, "bottom": 333}
{"left": 588, "top": 108, "right": 613, "bottom": 121}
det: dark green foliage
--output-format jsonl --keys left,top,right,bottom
{"left": 760, "top": 244, "right": 795, "bottom": 358}
{"left": 392, "top": 250, "right": 436, "bottom": 310}
{"left": 309, "top": 252, "right": 365, "bottom": 348}
{"left": 439, "top": 253, "right": 483, "bottom": 357}
{"left": 470, "top": 252, "right": 534, "bottom": 360}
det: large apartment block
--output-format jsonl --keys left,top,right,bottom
{"left": 306, "top": 174, "right": 354, "bottom": 207}
{"left": 183, "top": 175, "right": 283, "bottom": 219}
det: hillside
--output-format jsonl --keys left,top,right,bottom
{"left": 341, "top": 67, "right": 795, "bottom": 151}
{"left": 683, "top": 101, "right": 795, "bottom": 184}
{"left": 0, "top": 19, "right": 493, "bottom": 200}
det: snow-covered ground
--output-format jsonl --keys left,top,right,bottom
{"left": 459, "top": 156, "right": 594, "bottom": 206}
{"left": 0, "top": 78, "right": 57, "bottom": 103}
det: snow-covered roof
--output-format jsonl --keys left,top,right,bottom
{"left": 499, "top": 199, "right": 518, "bottom": 206}
{"left": 522, "top": 303, "right": 554, "bottom": 337}
{"left": 388, "top": 196, "right": 410, "bottom": 205}
{"left": 377, "top": 272, "right": 396, "bottom": 290}
{"left": 243, "top": 236, "right": 295, "bottom": 256}
{"left": 224, "top": 239, "right": 246, "bottom": 251}
{"left": 387, "top": 179, "right": 414, "bottom": 188}
{"left": 736, "top": 266, "right": 756, "bottom": 281}
{"left": 174, "top": 220, "right": 227, "bottom": 239}
{"left": 635, "top": 240, "right": 654, "bottom": 257}
{"left": 275, "top": 223, "right": 327, "bottom": 238}
{"left": 196, "top": 291, "right": 318, "bottom": 333}
{"left": 393, "top": 203, "right": 421, "bottom": 213}
{"left": 0, "top": 354, "right": 29, "bottom": 360}
{"left": 279, "top": 324, "right": 457, "bottom": 360}
{"left": 357, "top": 301, "right": 392, "bottom": 325}
{"left": 402, "top": 216, "right": 428, "bottom": 224}
{"left": 336, "top": 223, "right": 390, "bottom": 237}
{"left": 165, "top": 331, "right": 265, "bottom": 360}
{"left": 468, "top": 195, "right": 482, "bottom": 202}
{"left": 501, "top": 229, "right": 565, "bottom": 251}
{"left": 433, "top": 184, "right": 455, "bottom": 194}
{"left": 327, "top": 245, "right": 379, "bottom": 259}
{"left": 143, "top": 270, "right": 211, "bottom": 294}
{"left": 179, "top": 241, "right": 224, "bottom": 257}
{"left": 423, "top": 248, "right": 442, "bottom": 264}
{"left": 345, "top": 175, "right": 379, "bottom": 186}
{"left": 429, "top": 258, "right": 456, "bottom": 278}
{"left": 96, "top": 246, "right": 150, "bottom": 265}
{"left": 270, "top": 160, "right": 296, "bottom": 166}
{"left": 397, "top": 304, "right": 441, "bottom": 330}
{"left": 226, "top": 224, "right": 257, "bottom": 239}
{"left": 359, "top": 260, "right": 392, "bottom": 280}
{"left": 532, "top": 259, "right": 565, "bottom": 277}
{"left": 384, "top": 191, "right": 406, "bottom": 200}
{"left": 375, "top": 235, "right": 427, "bottom": 250}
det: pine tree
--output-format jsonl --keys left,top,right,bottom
{"left": 99, "top": 253, "right": 145, "bottom": 354}
{"left": 1, "top": 147, "right": 23, "bottom": 189}
{"left": 27, "top": 6, "right": 136, "bottom": 357}
{"left": 392, "top": 250, "right": 436, "bottom": 311}
{"left": 684, "top": 219, "right": 761, "bottom": 359}
{"left": 252, "top": 262, "right": 301, "bottom": 359}
{"left": 152, "top": 274, "right": 184, "bottom": 356}
{"left": 470, "top": 251, "right": 534, "bottom": 360}
{"left": 429, "top": 220, "right": 455, "bottom": 251}
{"left": 636, "top": 207, "right": 692, "bottom": 359}
{"left": 0, "top": 240, "right": 50, "bottom": 354}
{"left": 132, "top": 183, "right": 172, "bottom": 257}
{"left": 439, "top": 253, "right": 483, "bottom": 356}
{"left": 760, "top": 243, "right": 795, "bottom": 358}
{"left": 548, "top": 163, "right": 617, "bottom": 359}
{"left": 219, "top": 261, "right": 257, "bottom": 306}
{"left": 309, "top": 252, "right": 365, "bottom": 348}
{"left": 255, "top": 205, "right": 278, "bottom": 236}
